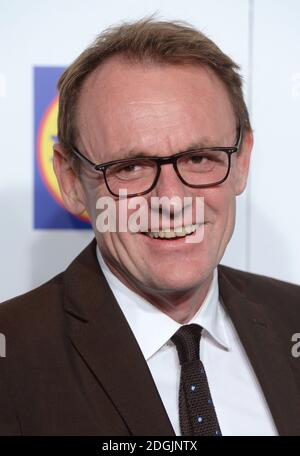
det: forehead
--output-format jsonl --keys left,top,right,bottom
{"left": 75, "top": 57, "right": 235, "bottom": 160}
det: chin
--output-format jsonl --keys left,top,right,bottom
{"left": 147, "top": 267, "right": 209, "bottom": 292}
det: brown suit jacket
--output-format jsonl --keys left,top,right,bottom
{"left": 1, "top": 238, "right": 300, "bottom": 436}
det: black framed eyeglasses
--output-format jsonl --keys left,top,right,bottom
{"left": 71, "top": 127, "right": 243, "bottom": 198}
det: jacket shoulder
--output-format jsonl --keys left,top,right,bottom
{"left": 0, "top": 272, "right": 65, "bottom": 341}
{"left": 219, "top": 264, "right": 300, "bottom": 323}
{"left": 219, "top": 264, "right": 300, "bottom": 296}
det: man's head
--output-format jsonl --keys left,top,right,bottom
{"left": 53, "top": 18, "right": 253, "bottom": 314}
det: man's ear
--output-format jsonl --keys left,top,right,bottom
{"left": 52, "top": 143, "right": 86, "bottom": 215}
{"left": 234, "top": 129, "right": 253, "bottom": 195}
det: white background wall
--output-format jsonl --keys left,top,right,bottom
{"left": 0, "top": 0, "right": 299, "bottom": 302}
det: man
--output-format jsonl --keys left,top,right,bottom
{"left": 1, "top": 18, "right": 300, "bottom": 436}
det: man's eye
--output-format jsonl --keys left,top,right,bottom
{"left": 110, "top": 161, "right": 153, "bottom": 181}
{"left": 114, "top": 163, "right": 144, "bottom": 178}
{"left": 190, "top": 155, "right": 206, "bottom": 164}
{"left": 187, "top": 154, "right": 213, "bottom": 165}
{"left": 187, "top": 152, "right": 223, "bottom": 165}
{"left": 119, "top": 164, "right": 142, "bottom": 173}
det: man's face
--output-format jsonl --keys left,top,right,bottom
{"left": 54, "top": 58, "right": 252, "bottom": 297}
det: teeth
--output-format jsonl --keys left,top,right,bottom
{"left": 184, "top": 225, "right": 193, "bottom": 234}
{"left": 146, "top": 224, "right": 200, "bottom": 239}
{"left": 164, "top": 231, "right": 175, "bottom": 239}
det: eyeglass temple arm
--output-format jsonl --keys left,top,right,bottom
{"left": 236, "top": 126, "right": 243, "bottom": 151}
{"left": 72, "top": 147, "right": 98, "bottom": 168}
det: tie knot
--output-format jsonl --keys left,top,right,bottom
{"left": 171, "top": 324, "right": 203, "bottom": 365}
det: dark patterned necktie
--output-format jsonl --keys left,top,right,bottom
{"left": 171, "top": 324, "right": 222, "bottom": 436}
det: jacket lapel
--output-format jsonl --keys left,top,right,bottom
{"left": 63, "top": 239, "right": 175, "bottom": 436}
{"left": 218, "top": 265, "right": 300, "bottom": 436}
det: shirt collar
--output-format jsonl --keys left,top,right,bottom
{"left": 96, "top": 246, "right": 230, "bottom": 361}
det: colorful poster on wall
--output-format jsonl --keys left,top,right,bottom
{"left": 34, "top": 66, "right": 91, "bottom": 229}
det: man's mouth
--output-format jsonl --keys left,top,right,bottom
{"left": 141, "top": 223, "right": 201, "bottom": 240}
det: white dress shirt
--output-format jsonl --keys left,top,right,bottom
{"left": 96, "top": 247, "right": 278, "bottom": 436}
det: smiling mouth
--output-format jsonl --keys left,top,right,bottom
{"left": 141, "top": 223, "right": 201, "bottom": 240}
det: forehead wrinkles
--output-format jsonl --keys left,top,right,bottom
{"left": 76, "top": 95, "right": 193, "bottom": 158}
{"left": 75, "top": 60, "right": 236, "bottom": 159}
{"left": 77, "top": 58, "right": 227, "bottom": 113}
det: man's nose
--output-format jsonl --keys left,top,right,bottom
{"left": 150, "top": 163, "right": 192, "bottom": 219}
{"left": 152, "top": 163, "right": 189, "bottom": 199}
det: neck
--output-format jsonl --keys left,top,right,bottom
{"left": 100, "top": 251, "right": 214, "bottom": 324}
